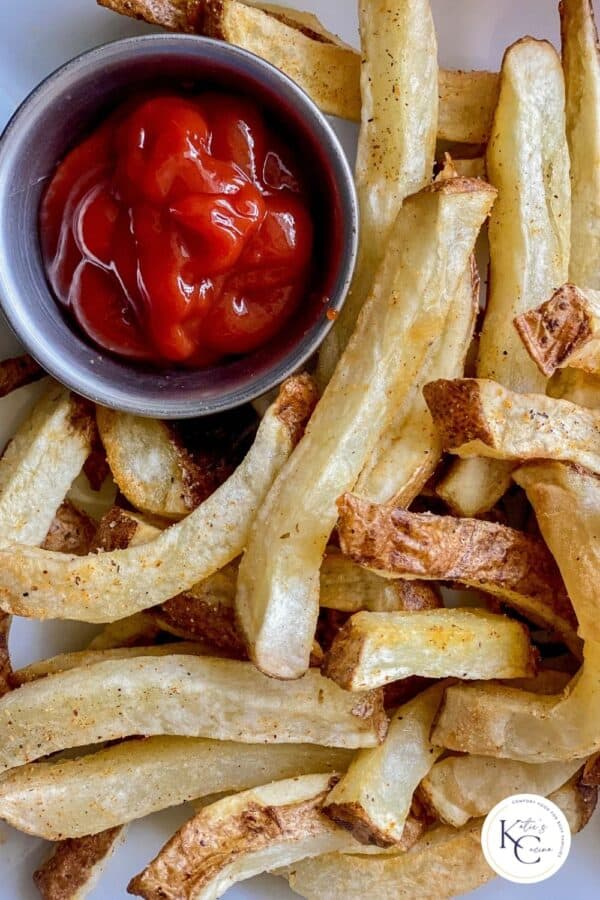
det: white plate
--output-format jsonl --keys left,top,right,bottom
{"left": 0, "top": 1, "right": 598, "bottom": 898}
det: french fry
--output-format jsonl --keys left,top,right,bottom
{"left": 0, "top": 383, "right": 94, "bottom": 547}
{"left": 323, "top": 609, "right": 536, "bottom": 691}
{"left": 98, "top": 0, "right": 498, "bottom": 144}
{"left": 356, "top": 254, "right": 479, "bottom": 504}
{"left": 336, "top": 494, "right": 579, "bottom": 655}
{"left": 437, "top": 38, "right": 571, "bottom": 516}
{"left": 323, "top": 683, "right": 445, "bottom": 846}
{"left": 283, "top": 779, "right": 596, "bottom": 900}
{"left": 0, "top": 736, "right": 354, "bottom": 839}
{"left": 0, "top": 656, "right": 386, "bottom": 771}
{"left": 0, "top": 375, "right": 316, "bottom": 622}
{"left": 42, "top": 500, "right": 96, "bottom": 556}
{"left": 561, "top": 0, "right": 600, "bottom": 287}
{"left": 317, "top": 0, "right": 438, "bottom": 384}
{"left": 418, "top": 755, "right": 583, "bottom": 827}
{"left": 514, "top": 462, "right": 600, "bottom": 644}
{"left": 549, "top": 367, "right": 600, "bottom": 408}
{"left": 87, "top": 612, "right": 161, "bottom": 650}
{"left": 515, "top": 284, "right": 600, "bottom": 377}
{"left": 127, "top": 774, "right": 361, "bottom": 900}
{"left": 33, "top": 827, "right": 125, "bottom": 900}
{"left": 236, "top": 178, "right": 496, "bottom": 679}
{"left": 9, "top": 642, "right": 221, "bottom": 686}
{"left": 424, "top": 378, "right": 600, "bottom": 475}
{"left": 0, "top": 353, "right": 44, "bottom": 398}
{"left": 583, "top": 752, "right": 600, "bottom": 785}
{"left": 431, "top": 640, "right": 600, "bottom": 763}
{"left": 0, "top": 614, "right": 10, "bottom": 698}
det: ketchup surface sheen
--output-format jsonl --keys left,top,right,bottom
{"left": 40, "top": 93, "right": 315, "bottom": 365}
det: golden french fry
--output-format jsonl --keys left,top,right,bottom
{"left": 424, "top": 378, "right": 600, "bottom": 475}
{"left": 284, "top": 779, "right": 596, "bottom": 900}
{"left": 561, "top": 0, "right": 600, "bottom": 287}
{"left": 0, "top": 656, "right": 386, "bottom": 771}
{"left": 514, "top": 462, "right": 600, "bottom": 643}
{"left": 33, "top": 827, "right": 125, "bottom": 900}
{"left": 432, "top": 640, "right": 600, "bottom": 763}
{"left": 324, "top": 683, "right": 445, "bottom": 846}
{"left": 438, "top": 38, "right": 571, "bottom": 515}
{"left": 127, "top": 774, "right": 361, "bottom": 900}
{"left": 317, "top": 0, "right": 438, "bottom": 383}
{"left": 549, "top": 368, "right": 600, "bottom": 408}
{"left": 419, "top": 755, "right": 583, "bottom": 827}
{"left": 323, "top": 609, "right": 536, "bottom": 691}
{"left": 0, "top": 736, "right": 354, "bottom": 838}
{"left": 336, "top": 493, "right": 579, "bottom": 655}
{"left": 237, "top": 178, "right": 496, "bottom": 680}
{"left": 0, "top": 375, "right": 316, "bottom": 622}
{"left": 87, "top": 612, "right": 162, "bottom": 650}
{"left": 98, "top": 0, "right": 498, "bottom": 143}
{"left": 515, "top": 284, "right": 600, "bottom": 377}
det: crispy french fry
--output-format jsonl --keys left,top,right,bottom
{"left": 0, "top": 353, "right": 44, "bottom": 398}
{"left": 127, "top": 774, "right": 361, "bottom": 900}
{"left": 336, "top": 494, "right": 579, "bottom": 655}
{"left": 0, "top": 656, "right": 386, "bottom": 771}
{"left": 438, "top": 38, "right": 570, "bottom": 516}
{"left": 33, "top": 827, "right": 125, "bottom": 900}
{"left": 323, "top": 609, "right": 536, "bottom": 691}
{"left": 432, "top": 640, "right": 600, "bottom": 763}
{"left": 237, "top": 178, "right": 496, "bottom": 679}
{"left": 583, "top": 752, "right": 600, "bottom": 785}
{"left": 0, "top": 614, "right": 10, "bottom": 698}
{"left": 514, "top": 462, "right": 600, "bottom": 643}
{"left": 324, "top": 684, "right": 445, "bottom": 846}
{"left": 10, "top": 642, "right": 221, "bottom": 686}
{"left": 317, "top": 0, "right": 438, "bottom": 384}
{"left": 98, "top": 0, "right": 498, "bottom": 144}
{"left": 418, "top": 755, "right": 583, "bottom": 827}
{"left": 284, "top": 779, "right": 596, "bottom": 900}
{"left": 515, "top": 284, "right": 600, "bottom": 377}
{"left": 425, "top": 378, "right": 600, "bottom": 474}
{"left": 42, "top": 500, "right": 96, "bottom": 556}
{"left": 0, "top": 736, "right": 354, "bottom": 838}
{"left": 0, "top": 384, "right": 94, "bottom": 547}
{"left": 0, "top": 375, "right": 316, "bottom": 622}
{"left": 561, "top": 0, "right": 600, "bottom": 287}
{"left": 356, "top": 254, "right": 479, "bottom": 504}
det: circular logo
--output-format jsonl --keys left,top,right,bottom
{"left": 481, "top": 793, "right": 571, "bottom": 884}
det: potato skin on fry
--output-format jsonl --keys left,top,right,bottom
{"left": 0, "top": 353, "right": 44, "bottom": 398}
{"left": 42, "top": 501, "right": 96, "bottom": 556}
{"left": 34, "top": 827, "right": 124, "bottom": 900}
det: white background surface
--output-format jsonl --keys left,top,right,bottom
{"left": 0, "top": 1, "right": 599, "bottom": 898}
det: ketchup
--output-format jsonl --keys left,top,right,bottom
{"left": 40, "top": 93, "right": 314, "bottom": 365}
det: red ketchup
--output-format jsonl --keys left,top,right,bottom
{"left": 40, "top": 93, "right": 314, "bottom": 365}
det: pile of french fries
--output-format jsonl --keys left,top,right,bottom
{"left": 1, "top": 0, "right": 600, "bottom": 896}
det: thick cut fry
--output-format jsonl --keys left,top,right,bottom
{"left": 87, "top": 612, "right": 161, "bottom": 650}
{"left": 432, "top": 640, "right": 600, "bottom": 763}
{"left": 33, "top": 827, "right": 125, "bottom": 900}
{"left": 418, "top": 755, "right": 583, "bottom": 827}
{"left": 237, "top": 179, "right": 496, "bottom": 679}
{"left": 10, "top": 643, "right": 219, "bottom": 686}
{"left": 96, "top": 406, "right": 257, "bottom": 520}
{"left": 549, "top": 367, "right": 600, "bottom": 408}
{"left": 561, "top": 0, "right": 600, "bottom": 286}
{"left": 0, "top": 737, "right": 354, "bottom": 839}
{"left": 0, "top": 353, "right": 44, "bottom": 398}
{"left": 356, "top": 255, "right": 479, "bottom": 504}
{"left": 98, "top": 0, "right": 497, "bottom": 143}
{"left": 317, "top": 0, "right": 438, "bottom": 384}
{"left": 0, "top": 384, "right": 93, "bottom": 547}
{"left": 425, "top": 378, "right": 600, "bottom": 474}
{"left": 324, "top": 684, "right": 445, "bottom": 846}
{"left": 0, "top": 375, "right": 316, "bottom": 622}
{"left": 0, "top": 656, "right": 386, "bottom": 771}
{"left": 438, "top": 38, "right": 570, "bottom": 515}
{"left": 515, "top": 284, "right": 600, "bottom": 376}
{"left": 514, "top": 462, "right": 600, "bottom": 643}
{"left": 127, "top": 774, "right": 361, "bottom": 900}
{"left": 336, "top": 494, "right": 579, "bottom": 654}
{"left": 324, "top": 609, "right": 535, "bottom": 691}
{"left": 284, "top": 779, "right": 596, "bottom": 899}
{"left": 42, "top": 501, "right": 96, "bottom": 556}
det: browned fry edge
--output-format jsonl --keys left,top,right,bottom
{"left": 514, "top": 284, "right": 594, "bottom": 377}
{"left": 0, "top": 613, "right": 11, "bottom": 697}
{"left": 583, "top": 753, "right": 600, "bottom": 787}
{"left": 34, "top": 827, "right": 123, "bottom": 900}
{"left": 324, "top": 805, "right": 425, "bottom": 850}
{"left": 0, "top": 353, "right": 44, "bottom": 399}
{"left": 321, "top": 618, "right": 366, "bottom": 691}
{"left": 423, "top": 379, "right": 493, "bottom": 448}
{"left": 42, "top": 501, "right": 97, "bottom": 556}
{"left": 272, "top": 373, "right": 318, "bottom": 445}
